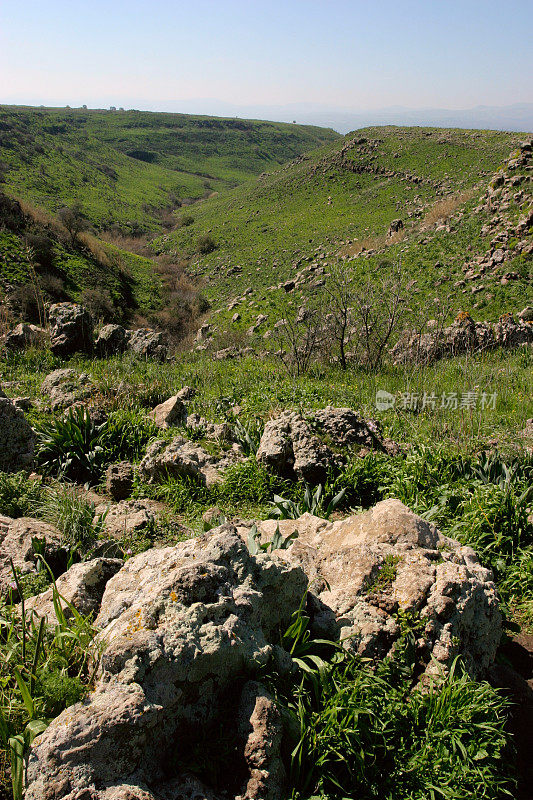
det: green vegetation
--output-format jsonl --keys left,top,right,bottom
{"left": 0, "top": 105, "right": 338, "bottom": 231}
{"left": 274, "top": 615, "right": 513, "bottom": 799}
{"left": 158, "top": 126, "right": 530, "bottom": 326}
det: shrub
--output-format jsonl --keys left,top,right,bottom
{"left": 0, "top": 472, "right": 43, "bottom": 518}
{"left": 197, "top": 234, "right": 216, "bottom": 254}
{"left": 274, "top": 614, "right": 513, "bottom": 800}
{"left": 100, "top": 408, "right": 159, "bottom": 463}
{"left": 217, "top": 460, "right": 289, "bottom": 505}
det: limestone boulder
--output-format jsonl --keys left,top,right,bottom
{"left": 95, "top": 324, "right": 130, "bottom": 357}
{"left": 4, "top": 322, "right": 47, "bottom": 351}
{"left": 41, "top": 368, "right": 94, "bottom": 410}
{"left": 49, "top": 303, "right": 94, "bottom": 357}
{"left": 24, "top": 530, "right": 306, "bottom": 800}
{"left": 128, "top": 329, "right": 167, "bottom": 361}
{"left": 236, "top": 499, "right": 501, "bottom": 678}
{"left": 105, "top": 462, "right": 135, "bottom": 501}
{"left": 0, "top": 397, "right": 35, "bottom": 472}
{"left": 0, "top": 517, "right": 67, "bottom": 598}
{"left": 139, "top": 436, "right": 238, "bottom": 488}
{"left": 148, "top": 395, "right": 187, "bottom": 428}
{"left": 25, "top": 557, "right": 124, "bottom": 620}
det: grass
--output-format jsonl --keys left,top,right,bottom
{"left": 156, "top": 126, "right": 531, "bottom": 329}
{"left": 0, "top": 105, "right": 338, "bottom": 232}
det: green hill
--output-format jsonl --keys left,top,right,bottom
{"left": 157, "top": 126, "right": 532, "bottom": 331}
{"left": 0, "top": 192, "right": 168, "bottom": 323}
{"left": 0, "top": 106, "right": 339, "bottom": 232}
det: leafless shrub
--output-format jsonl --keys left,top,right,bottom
{"left": 323, "top": 259, "right": 412, "bottom": 371}
{"left": 273, "top": 300, "right": 325, "bottom": 377}
{"left": 57, "top": 202, "right": 89, "bottom": 245}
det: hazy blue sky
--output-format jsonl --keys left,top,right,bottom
{"left": 1, "top": 0, "right": 531, "bottom": 112}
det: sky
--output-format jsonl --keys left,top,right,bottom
{"left": 0, "top": 0, "right": 532, "bottom": 114}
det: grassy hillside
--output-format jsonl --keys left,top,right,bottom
{"left": 158, "top": 126, "right": 532, "bottom": 330}
{"left": 0, "top": 193, "right": 166, "bottom": 323}
{"left": 0, "top": 106, "right": 339, "bottom": 232}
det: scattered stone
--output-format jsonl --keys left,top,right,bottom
{"left": 106, "top": 462, "right": 135, "bottom": 501}
{"left": 0, "top": 397, "right": 35, "bottom": 473}
{"left": 3, "top": 322, "right": 47, "bottom": 351}
{"left": 257, "top": 407, "right": 398, "bottom": 481}
{"left": 128, "top": 328, "right": 168, "bottom": 361}
{"left": 94, "top": 500, "right": 157, "bottom": 540}
{"left": 95, "top": 324, "right": 130, "bottom": 357}
{"left": 518, "top": 306, "right": 533, "bottom": 323}
{"left": 388, "top": 218, "right": 404, "bottom": 235}
{"left": 148, "top": 395, "right": 187, "bottom": 428}
{"left": 49, "top": 303, "right": 93, "bottom": 357}
{"left": 176, "top": 385, "right": 196, "bottom": 401}
{"left": 0, "top": 518, "right": 67, "bottom": 598}
{"left": 139, "top": 436, "right": 238, "bottom": 488}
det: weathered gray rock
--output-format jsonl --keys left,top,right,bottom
{"left": 149, "top": 395, "right": 187, "bottom": 428}
{"left": 41, "top": 368, "right": 94, "bottom": 410}
{"left": 0, "top": 517, "right": 67, "bottom": 598}
{"left": 24, "top": 530, "right": 306, "bottom": 800}
{"left": 238, "top": 681, "right": 285, "bottom": 800}
{"left": 518, "top": 306, "right": 533, "bottom": 323}
{"left": 95, "top": 324, "right": 130, "bottom": 357}
{"left": 49, "top": 303, "right": 94, "bottom": 357}
{"left": 106, "top": 462, "right": 135, "bottom": 501}
{"left": 128, "top": 328, "right": 167, "bottom": 361}
{"left": 25, "top": 557, "right": 123, "bottom": 620}
{"left": 4, "top": 322, "right": 47, "bottom": 351}
{"left": 391, "top": 312, "right": 533, "bottom": 365}
{"left": 256, "top": 407, "right": 397, "bottom": 481}
{"left": 237, "top": 499, "right": 501, "bottom": 679}
{"left": 0, "top": 397, "right": 35, "bottom": 473}
{"left": 139, "top": 436, "right": 238, "bottom": 488}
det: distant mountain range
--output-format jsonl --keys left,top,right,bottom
{"left": 164, "top": 100, "right": 533, "bottom": 135}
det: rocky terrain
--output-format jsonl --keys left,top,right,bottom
{"left": 0, "top": 127, "right": 531, "bottom": 800}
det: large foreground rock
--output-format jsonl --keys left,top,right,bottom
{"left": 24, "top": 530, "right": 306, "bottom": 800}
{"left": 49, "top": 303, "right": 94, "bottom": 357}
{"left": 0, "top": 397, "right": 35, "bottom": 472}
{"left": 238, "top": 499, "right": 501, "bottom": 679}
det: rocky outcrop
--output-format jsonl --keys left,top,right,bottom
{"left": 25, "top": 557, "right": 123, "bottom": 620}
{"left": 49, "top": 303, "right": 94, "bottom": 357}
{"left": 0, "top": 396, "right": 35, "bottom": 473}
{"left": 237, "top": 499, "right": 501, "bottom": 679}
{"left": 256, "top": 407, "right": 397, "bottom": 482}
{"left": 95, "top": 324, "right": 130, "bottom": 357}
{"left": 391, "top": 312, "right": 533, "bottom": 365}
{"left": 128, "top": 328, "right": 168, "bottom": 361}
{"left": 40, "top": 367, "right": 94, "bottom": 410}
{"left": 139, "top": 436, "right": 239, "bottom": 488}
{"left": 0, "top": 517, "right": 67, "bottom": 598}
{"left": 23, "top": 500, "right": 502, "bottom": 799}
{"left": 24, "top": 530, "right": 306, "bottom": 800}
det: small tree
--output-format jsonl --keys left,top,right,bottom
{"left": 273, "top": 301, "right": 324, "bottom": 377}
{"left": 323, "top": 259, "right": 356, "bottom": 370}
{"left": 350, "top": 261, "right": 409, "bottom": 371}
{"left": 57, "top": 202, "right": 88, "bottom": 245}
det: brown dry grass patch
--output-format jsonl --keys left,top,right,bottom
{"left": 420, "top": 190, "right": 475, "bottom": 231}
